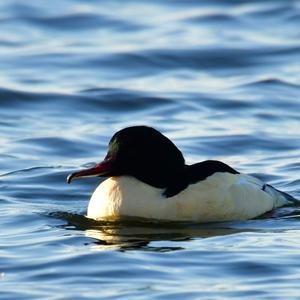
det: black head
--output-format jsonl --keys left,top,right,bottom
{"left": 67, "top": 126, "right": 185, "bottom": 189}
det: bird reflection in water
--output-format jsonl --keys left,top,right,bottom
{"left": 50, "top": 212, "right": 251, "bottom": 251}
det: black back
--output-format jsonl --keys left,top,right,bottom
{"left": 164, "top": 160, "right": 239, "bottom": 197}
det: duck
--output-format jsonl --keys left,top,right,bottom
{"left": 67, "top": 125, "right": 298, "bottom": 222}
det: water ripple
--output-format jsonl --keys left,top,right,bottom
{"left": 1, "top": 0, "right": 300, "bottom": 299}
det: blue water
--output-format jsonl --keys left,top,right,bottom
{"left": 1, "top": 0, "right": 300, "bottom": 299}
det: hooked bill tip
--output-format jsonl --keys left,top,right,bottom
{"left": 66, "top": 174, "right": 73, "bottom": 184}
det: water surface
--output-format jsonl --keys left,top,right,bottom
{"left": 1, "top": 0, "right": 300, "bottom": 299}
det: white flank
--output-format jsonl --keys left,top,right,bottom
{"left": 87, "top": 173, "right": 290, "bottom": 222}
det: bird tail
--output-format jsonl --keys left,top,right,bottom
{"left": 263, "top": 184, "right": 300, "bottom": 207}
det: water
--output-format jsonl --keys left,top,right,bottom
{"left": 1, "top": 0, "right": 300, "bottom": 299}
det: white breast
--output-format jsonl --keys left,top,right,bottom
{"left": 86, "top": 173, "right": 288, "bottom": 222}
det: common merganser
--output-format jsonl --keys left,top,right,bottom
{"left": 67, "top": 126, "right": 298, "bottom": 222}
